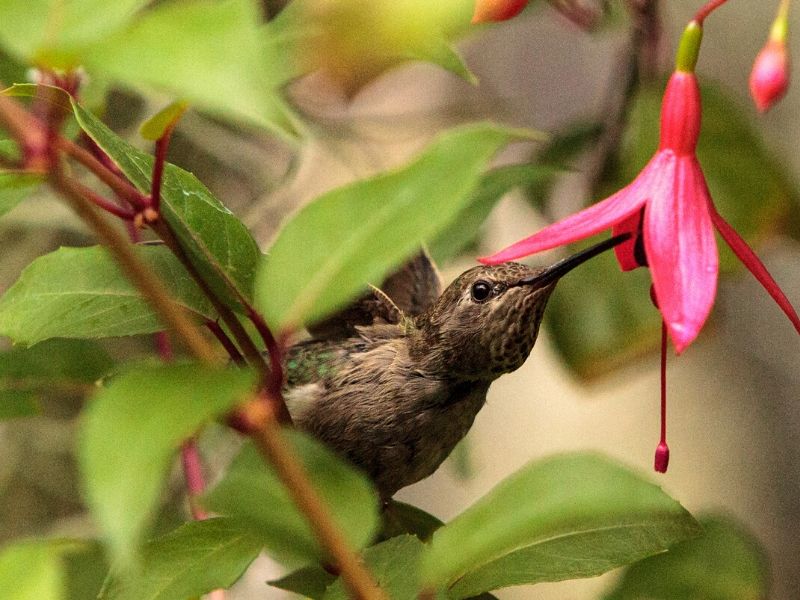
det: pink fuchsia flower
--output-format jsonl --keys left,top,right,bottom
{"left": 480, "top": 21, "right": 800, "bottom": 354}
{"left": 749, "top": 1, "right": 791, "bottom": 113}
{"left": 471, "top": 0, "right": 529, "bottom": 24}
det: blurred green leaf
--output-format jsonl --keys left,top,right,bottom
{"left": 430, "top": 163, "right": 558, "bottom": 264}
{"left": 81, "top": 0, "right": 299, "bottom": 138}
{"left": 0, "top": 245, "right": 215, "bottom": 345}
{"left": 64, "top": 541, "right": 108, "bottom": 600}
{"left": 78, "top": 363, "right": 256, "bottom": 566}
{"left": 604, "top": 515, "right": 769, "bottom": 600}
{"left": 269, "top": 566, "right": 335, "bottom": 599}
{"left": 0, "top": 0, "right": 150, "bottom": 66}
{"left": 205, "top": 431, "right": 380, "bottom": 567}
{"left": 0, "top": 539, "right": 83, "bottom": 600}
{"left": 139, "top": 101, "right": 189, "bottom": 141}
{"left": 324, "top": 535, "right": 425, "bottom": 600}
{"left": 421, "top": 454, "right": 701, "bottom": 598}
{"left": 0, "top": 339, "right": 114, "bottom": 418}
{"left": 256, "top": 124, "right": 520, "bottom": 332}
{"left": 409, "top": 38, "right": 476, "bottom": 84}
{"left": 100, "top": 518, "right": 262, "bottom": 600}
{"left": 72, "top": 101, "right": 262, "bottom": 312}
{"left": 0, "top": 172, "right": 43, "bottom": 218}
{"left": 381, "top": 500, "right": 444, "bottom": 542}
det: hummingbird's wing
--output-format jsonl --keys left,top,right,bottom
{"left": 308, "top": 251, "right": 441, "bottom": 340}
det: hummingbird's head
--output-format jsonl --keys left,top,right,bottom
{"left": 413, "top": 235, "right": 629, "bottom": 381}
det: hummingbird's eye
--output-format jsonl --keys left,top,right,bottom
{"left": 470, "top": 280, "right": 493, "bottom": 302}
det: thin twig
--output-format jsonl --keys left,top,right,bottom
{"left": 66, "top": 176, "right": 135, "bottom": 220}
{"left": 207, "top": 321, "right": 247, "bottom": 366}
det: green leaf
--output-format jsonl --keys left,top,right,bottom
{"left": 421, "top": 454, "right": 701, "bottom": 598}
{"left": 323, "top": 535, "right": 426, "bottom": 600}
{"left": 604, "top": 515, "right": 769, "bottom": 600}
{"left": 205, "top": 431, "right": 380, "bottom": 567}
{"left": 409, "top": 38, "right": 476, "bottom": 85}
{"left": 0, "top": 539, "right": 83, "bottom": 600}
{"left": 64, "top": 541, "right": 109, "bottom": 600}
{"left": 0, "top": 339, "right": 114, "bottom": 418}
{"left": 0, "top": 245, "right": 215, "bottom": 345}
{"left": 139, "top": 101, "right": 189, "bottom": 141}
{"left": 256, "top": 124, "right": 520, "bottom": 332}
{"left": 78, "top": 363, "right": 256, "bottom": 566}
{"left": 429, "top": 164, "right": 559, "bottom": 264}
{"left": 81, "top": 0, "right": 299, "bottom": 138}
{"left": 380, "top": 500, "right": 443, "bottom": 542}
{"left": 0, "top": 0, "right": 150, "bottom": 66}
{"left": 0, "top": 172, "right": 43, "bottom": 218}
{"left": 269, "top": 566, "right": 335, "bottom": 600}
{"left": 72, "top": 101, "right": 262, "bottom": 312}
{"left": 100, "top": 518, "right": 262, "bottom": 600}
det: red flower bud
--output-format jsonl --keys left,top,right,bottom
{"left": 750, "top": 39, "right": 790, "bottom": 113}
{"left": 471, "top": 0, "right": 529, "bottom": 24}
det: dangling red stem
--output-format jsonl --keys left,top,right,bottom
{"left": 654, "top": 320, "right": 670, "bottom": 473}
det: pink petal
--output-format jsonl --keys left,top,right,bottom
{"left": 611, "top": 209, "right": 644, "bottom": 271}
{"left": 645, "top": 158, "right": 718, "bottom": 354}
{"left": 709, "top": 202, "right": 800, "bottom": 335}
{"left": 479, "top": 165, "right": 652, "bottom": 265}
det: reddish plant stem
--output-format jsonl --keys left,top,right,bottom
{"left": 151, "top": 124, "right": 176, "bottom": 212}
{"left": 206, "top": 321, "right": 247, "bottom": 366}
{"left": 246, "top": 307, "right": 285, "bottom": 393}
{"left": 0, "top": 92, "right": 48, "bottom": 170}
{"left": 181, "top": 440, "right": 211, "bottom": 520}
{"left": 693, "top": 0, "right": 731, "bottom": 24}
{"left": 659, "top": 321, "right": 667, "bottom": 447}
{"left": 72, "top": 180, "right": 136, "bottom": 220}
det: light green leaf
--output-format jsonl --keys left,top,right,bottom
{"left": 256, "top": 124, "right": 521, "bottom": 332}
{"left": 139, "top": 101, "right": 189, "bottom": 141}
{"left": 78, "top": 363, "right": 256, "bottom": 566}
{"left": 0, "top": 172, "right": 43, "bottom": 218}
{"left": 81, "top": 0, "right": 299, "bottom": 138}
{"left": 205, "top": 431, "right": 380, "bottom": 567}
{"left": 72, "top": 101, "right": 262, "bottom": 312}
{"left": 421, "top": 454, "right": 701, "bottom": 598}
{"left": 269, "top": 566, "right": 335, "bottom": 600}
{"left": 409, "top": 37, "right": 476, "bottom": 85}
{"left": 0, "top": 245, "right": 215, "bottom": 345}
{"left": 429, "top": 163, "right": 558, "bottom": 264}
{"left": 0, "top": 339, "right": 114, "bottom": 418}
{"left": 0, "top": 0, "right": 150, "bottom": 66}
{"left": 101, "top": 518, "right": 262, "bottom": 600}
{"left": 323, "top": 535, "right": 426, "bottom": 600}
{"left": 0, "top": 539, "right": 81, "bottom": 600}
{"left": 604, "top": 515, "right": 769, "bottom": 600}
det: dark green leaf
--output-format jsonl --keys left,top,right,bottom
{"left": 78, "top": 363, "right": 256, "bottom": 566}
{"left": 429, "top": 164, "right": 558, "bottom": 264}
{"left": 269, "top": 566, "right": 335, "bottom": 600}
{"left": 0, "top": 245, "right": 215, "bottom": 345}
{"left": 100, "top": 518, "right": 262, "bottom": 600}
{"left": 381, "top": 500, "right": 443, "bottom": 542}
{"left": 421, "top": 454, "right": 701, "bottom": 598}
{"left": 603, "top": 515, "right": 769, "bottom": 600}
{"left": 323, "top": 535, "right": 426, "bottom": 600}
{"left": 72, "top": 101, "right": 262, "bottom": 312}
{"left": 0, "top": 172, "right": 43, "bottom": 218}
{"left": 0, "top": 339, "right": 114, "bottom": 418}
{"left": 256, "top": 124, "right": 525, "bottom": 332}
{"left": 64, "top": 541, "right": 108, "bottom": 600}
{"left": 205, "top": 431, "right": 380, "bottom": 567}
{"left": 81, "top": 0, "right": 299, "bottom": 138}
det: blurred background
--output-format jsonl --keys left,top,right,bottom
{"left": 1, "top": 0, "right": 798, "bottom": 598}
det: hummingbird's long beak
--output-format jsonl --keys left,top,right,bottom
{"left": 512, "top": 233, "right": 632, "bottom": 288}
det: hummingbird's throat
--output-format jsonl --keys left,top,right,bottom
{"left": 511, "top": 233, "right": 632, "bottom": 288}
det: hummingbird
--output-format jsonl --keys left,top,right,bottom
{"left": 284, "top": 235, "right": 629, "bottom": 499}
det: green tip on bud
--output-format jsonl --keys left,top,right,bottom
{"left": 770, "top": 1, "right": 790, "bottom": 43}
{"left": 675, "top": 21, "right": 703, "bottom": 73}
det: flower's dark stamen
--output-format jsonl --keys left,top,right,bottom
{"left": 633, "top": 207, "right": 648, "bottom": 267}
{"left": 650, "top": 285, "right": 670, "bottom": 473}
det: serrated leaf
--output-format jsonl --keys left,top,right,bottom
{"left": 421, "top": 454, "right": 701, "bottom": 598}
{"left": 269, "top": 566, "right": 335, "bottom": 600}
{"left": 603, "top": 515, "right": 769, "bottom": 600}
{"left": 0, "top": 245, "right": 215, "bottom": 345}
{"left": 0, "top": 339, "right": 114, "bottom": 418}
{"left": 205, "top": 431, "right": 380, "bottom": 568}
{"left": 71, "top": 101, "right": 261, "bottom": 312}
{"left": 0, "top": 172, "right": 43, "bottom": 218}
{"left": 101, "top": 518, "right": 262, "bottom": 600}
{"left": 139, "top": 101, "right": 189, "bottom": 141}
{"left": 78, "top": 363, "right": 256, "bottom": 566}
{"left": 0, "top": 0, "right": 151, "bottom": 66}
{"left": 256, "top": 124, "right": 518, "bottom": 332}
{"left": 323, "top": 535, "right": 425, "bottom": 600}
{"left": 80, "top": 0, "right": 299, "bottom": 138}
{"left": 429, "top": 163, "right": 559, "bottom": 264}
